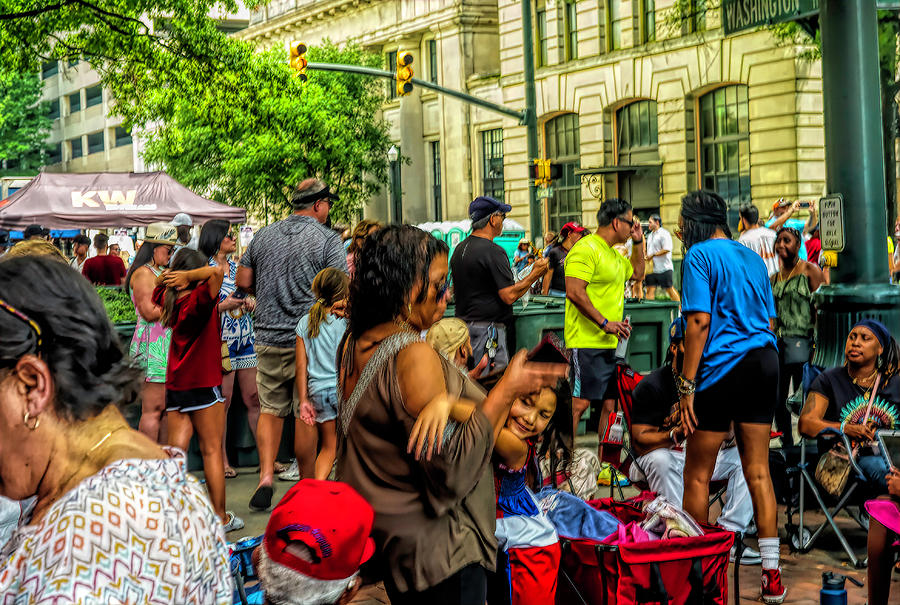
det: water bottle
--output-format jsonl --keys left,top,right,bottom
{"left": 820, "top": 571, "right": 863, "bottom": 605}
{"left": 604, "top": 411, "right": 626, "bottom": 445}
{"left": 615, "top": 315, "right": 631, "bottom": 359}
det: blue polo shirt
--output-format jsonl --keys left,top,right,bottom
{"left": 681, "top": 239, "right": 777, "bottom": 390}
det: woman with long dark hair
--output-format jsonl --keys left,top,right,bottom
{"left": 125, "top": 223, "right": 177, "bottom": 443}
{"left": 771, "top": 226, "right": 824, "bottom": 447}
{"left": 336, "top": 225, "right": 564, "bottom": 605}
{"left": 676, "top": 191, "right": 785, "bottom": 603}
{"left": 199, "top": 220, "right": 260, "bottom": 479}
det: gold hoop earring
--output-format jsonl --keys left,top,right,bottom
{"left": 23, "top": 411, "right": 39, "bottom": 431}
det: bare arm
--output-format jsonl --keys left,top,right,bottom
{"left": 160, "top": 265, "right": 224, "bottom": 297}
{"left": 681, "top": 312, "right": 711, "bottom": 382}
{"left": 566, "top": 276, "right": 605, "bottom": 327}
{"left": 797, "top": 392, "right": 836, "bottom": 439}
{"left": 770, "top": 201, "right": 801, "bottom": 232}
{"left": 541, "top": 267, "right": 553, "bottom": 295}
{"left": 494, "top": 427, "right": 529, "bottom": 470}
{"left": 499, "top": 257, "right": 549, "bottom": 305}
{"left": 805, "top": 260, "right": 826, "bottom": 292}
{"left": 295, "top": 335, "right": 310, "bottom": 404}
{"left": 632, "top": 423, "right": 681, "bottom": 457}
{"left": 132, "top": 267, "right": 162, "bottom": 322}
{"left": 236, "top": 265, "right": 255, "bottom": 294}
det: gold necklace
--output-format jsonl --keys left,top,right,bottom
{"left": 851, "top": 368, "right": 878, "bottom": 387}
{"left": 53, "top": 426, "right": 128, "bottom": 500}
{"left": 778, "top": 262, "right": 801, "bottom": 282}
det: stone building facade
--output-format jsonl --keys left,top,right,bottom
{"left": 240, "top": 0, "right": 827, "bottom": 235}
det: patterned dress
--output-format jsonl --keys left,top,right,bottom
{"left": 0, "top": 448, "right": 232, "bottom": 604}
{"left": 212, "top": 257, "right": 257, "bottom": 370}
{"left": 129, "top": 264, "right": 172, "bottom": 383}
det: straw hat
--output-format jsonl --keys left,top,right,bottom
{"left": 426, "top": 318, "right": 470, "bottom": 360}
{"left": 143, "top": 223, "right": 178, "bottom": 245}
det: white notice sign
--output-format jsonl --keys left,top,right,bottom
{"left": 819, "top": 194, "right": 845, "bottom": 252}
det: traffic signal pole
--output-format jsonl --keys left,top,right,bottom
{"left": 812, "top": 0, "right": 900, "bottom": 368}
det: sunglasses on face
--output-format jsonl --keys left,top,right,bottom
{"left": 616, "top": 216, "right": 635, "bottom": 228}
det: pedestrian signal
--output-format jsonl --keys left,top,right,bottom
{"left": 396, "top": 51, "right": 414, "bottom": 97}
{"left": 530, "top": 159, "right": 562, "bottom": 186}
{"left": 289, "top": 42, "right": 308, "bottom": 81}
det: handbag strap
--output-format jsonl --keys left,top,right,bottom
{"left": 861, "top": 373, "right": 881, "bottom": 425}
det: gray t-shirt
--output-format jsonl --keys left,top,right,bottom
{"left": 240, "top": 215, "right": 348, "bottom": 348}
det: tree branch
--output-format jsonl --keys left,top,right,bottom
{"left": 0, "top": 0, "right": 77, "bottom": 21}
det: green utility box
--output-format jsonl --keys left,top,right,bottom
{"left": 419, "top": 220, "right": 527, "bottom": 268}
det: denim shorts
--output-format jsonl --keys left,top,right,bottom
{"left": 310, "top": 388, "right": 338, "bottom": 423}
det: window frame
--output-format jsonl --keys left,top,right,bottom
{"left": 47, "top": 99, "right": 60, "bottom": 120}
{"left": 427, "top": 39, "right": 439, "bottom": 84}
{"left": 41, "top": 61, "right": 58, "bottom": 79}
{"left": 481, "top": 128, "right": 505, "bottom": 201}
{"left": 606, "top": 0, "right": 623, "bottom": 52}
{"left": 69, "top": 137, "right": 83, "bottom": 159}
{"left": 85, "top": 85, "right": 103, "bottom": 109}
{"left": 68, "top": 91, "right": 81, "bottom": 113}
{"left": 562, "top": 0, "right": 578, "bottom": 62}
{"left": 87, "top": 131, "right": 105, "bottom": 155}
{"left": 536, "top": 1, "right": 549, "bottom": 67}
{"left": 544, "top": 113, "right": 582, "bottom": 231}
{"left": 430, "top": 141, "right": 442, "bottom": 221}
{"left": 114, "top": 126, "right": 133, "bottom": 147}
{"left": 386, "top": 50, "right": 398, "bottom": 100}
{"left": 641, "top": 0, "right": 656, "bottom": 44}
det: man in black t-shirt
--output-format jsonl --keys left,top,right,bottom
{"left": 630, "top": 318, "right": 759, "bottom": 563}
{"left": 450, "top": 196, "right": 548, "bottom": 376}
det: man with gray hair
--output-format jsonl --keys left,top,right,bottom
{"left": 450, "top": 196, "right": 547, "bottom": 376}
{"left": 645, "top": 213, "right": 679, "bottom": 302}
{"left": 237, "top": 178, "right": 347, "bottom": 512}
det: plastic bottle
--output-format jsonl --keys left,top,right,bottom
{"left": 615, "top": 315, "right": 631, "bottom": 359}
{"left": 819, "top": 571, "right": 863, "bottom": 605}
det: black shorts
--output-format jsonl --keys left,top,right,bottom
{"left": 646, "top": 270, "right": 674, "bottom": 288}
{"left": 571, "top": 348, "right": 618, "bottom": 402}
{"left": 165, "top": 386, "right": 224, "bottom": 413}
{"left": 693, "top": 346, "right": 779, "bottom": 432}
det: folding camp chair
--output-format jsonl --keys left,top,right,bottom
{"left": 783, "top": 362, "right": 869, "bottom": 567}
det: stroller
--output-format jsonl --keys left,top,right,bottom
{"left": 783, "top": 362, "right": 870, "bottom": 567}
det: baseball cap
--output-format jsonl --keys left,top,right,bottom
{"left": 23, "top": 224, "right": 43, "bottom": 239}
{"left": 292, "top": 178, "right": 340, "bottom": 208}
{"left": 143, "top": 223, "right": 178, "bottom": 245}
{"left": 426, "top": 318, "right": 470, "bottom": 360}
{"left": 559, "top": 222, "right": 587, "bottom": 237}
{"left": 469, "top": 196, "right": 512, "bottom": 223}
{"left": 263, "top": 479, "right": 376, "bottom": 582}
{"left": 669, "top": 316, "right": 686, "bottom": 345}
{"left": 172, "top": 213, "right": 193, "bottom": 227}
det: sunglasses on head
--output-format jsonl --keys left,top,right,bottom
{"left": 0, "top": 298, "right": 43, "bottom": 355}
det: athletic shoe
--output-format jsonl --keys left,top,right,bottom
{"left": 277, "top": 459, "right": 300, "bottom": 481}
{"left": 761, "top": 568, "right": 787, "bottom": 604}
{"left": 729, "top": 545, "right": 762, "bottom": 565}
{"left": 223, "top": 511, "right": 245, "bottom": 533}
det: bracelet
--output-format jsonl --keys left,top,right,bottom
{"left": 632, "top": 237, "right": 644, "bottom": 244}
{"left": 840, "top": 420, "right": 847, "bottom": 434}
{"left": 669, "top": 428, "right": 678, "bottom": 445}
{"left": 676, "top": 375, "right": 697, "bottom": 396}
{"left": 600, "top": 318, "right": 608, "bottom": 329}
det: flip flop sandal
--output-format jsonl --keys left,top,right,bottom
{"left": 224, "top": 467, "right": 238, "bottom": 479}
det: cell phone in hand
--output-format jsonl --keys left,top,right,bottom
{"left": 797, "top": 201, "right": 812, "bottom": 209}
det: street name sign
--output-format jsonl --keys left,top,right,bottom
{"left": 722, "top": 0, "right": 819, "bottom": 35}
{"left": 819, "top": 193, "right": 845, "bottom": 252}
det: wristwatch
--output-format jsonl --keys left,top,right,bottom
{"left": 600, "top": 318, "right": 609, "bottom": 329}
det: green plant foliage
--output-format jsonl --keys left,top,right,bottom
{"left": 95, "top": 285, "right": 136, "bottom": 324}
{"left": 0, "top": 71, "right": 51, "bottom": 167}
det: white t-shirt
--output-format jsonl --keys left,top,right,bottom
{"left": 646, "top": 227, "right": 674, "bottom": 273}
{"left": 738, "top": 227, "right": 779, "bottom": 277}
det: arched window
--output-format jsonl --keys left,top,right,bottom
{"left": 698, "top": 85, "right": 750, "bottom": 226}
{"left": 615, "top": 100, "right": 660, "bottom": 215}
{"left": 545, "top": 113, "right": 581, "bottom": 231}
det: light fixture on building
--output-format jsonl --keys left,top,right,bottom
{"left": 387, "top": 145, "right": 399, "bottom": 162}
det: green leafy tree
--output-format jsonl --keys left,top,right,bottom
{"left": 106, "top": 40, "right": 390, "bottom": 223}
{"left": 0, "top": 71, "right": 51, "bottom": 170}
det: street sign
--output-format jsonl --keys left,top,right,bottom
{"left": 536, "top": 186, "right": 554, "bottom": 200}
{"left": 819, "top": 193, "right": 845, "bottom": 252}
{"left": 722, "top": 0, "right": 819, "bottom": 35}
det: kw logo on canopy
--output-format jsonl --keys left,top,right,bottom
{"left": 71, "top": 190, "right": 156, "bottom": 210}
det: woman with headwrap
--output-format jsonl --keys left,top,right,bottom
{"left": 799, "top": 319, "right": 899, "bottom": 492}
{"left": 675, "top": 191, "right": 786, "bottom": 603}
{"left": 771, "top": 226, "right": 825, "bottom": 447}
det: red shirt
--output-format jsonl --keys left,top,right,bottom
{"left": 152, "top": 284, "right": 222, "bottom": 391}
{"left": 805, "top": 236, "right": 822, "bottom": 265}
{"left": 82, "top": 254, "right": 126, "bottom": 285}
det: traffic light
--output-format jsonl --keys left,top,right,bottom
{"left": 530, "top": 159, "right": 562, "bottom": 186}
{"left": 396, "top": 51, "right": 414, "bottom": 97}
{"left": 289, "top": 41, "right": 308, "bottom": 81}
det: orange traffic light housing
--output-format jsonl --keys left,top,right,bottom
{"left": 396, "top": 51, "right": 414, "bottom": 97}
{"left": 531, "top": 159, "right": 561, "bottom": 186}
{"left": 289, "top": 41, "right": 308, "bottom": 81}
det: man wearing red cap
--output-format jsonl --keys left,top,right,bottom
{"left": 541, "top": 221, "right": 586, "bottom": 296}
{"left": 254, "top": 479, "right": 375, "bottom": 605}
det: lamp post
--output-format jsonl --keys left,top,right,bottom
{"left": 387, "top": 145, "right": 401, "bottom": 223}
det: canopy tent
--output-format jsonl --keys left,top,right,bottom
{"left": 0, "top": 171, "right": 246, "bottom": 229}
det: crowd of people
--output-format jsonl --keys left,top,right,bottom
{"left": 0, "top": 180, "right": 899, "bottom": 605}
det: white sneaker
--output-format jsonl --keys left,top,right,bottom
{"left": 223, "top": 511, "right": 245, "bottom": 533}
{"left": 730, "top": 545, "right": 762, "bottom": 565}
{"left": 277, "top": 459, "right": 299, "bottom": 481}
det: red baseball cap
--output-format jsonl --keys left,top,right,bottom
{"left": 263, "top": 480, "right": 376, "bottom": 581}
{"left": 559, "top": 221, "right": 587, "bottom": 236}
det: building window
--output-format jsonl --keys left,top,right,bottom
{"left": 562, "top": 0, "right": 578, "bottom": 61}
{"left": 47, "top": 99, "right": 60, "bottom": 120}
{"left": 68, "top": 91, "right": 81, "bottom": 113}
{"left": 41, "top": 61, "right": 58, "bottom": 79}
{"left": 47, "top": 143, "right": 62, "bottom": 165}
{"left": 386, "top": 51, "right": 397, "bottom": 100}
{"left": 641, "top": 0, "right": 656, "bottom": 43}
{"left": 87, "top": 131, "right": 104, "bottom": 154}
{"left": 427, "top": 39, "right": 438, "bottom": 84}
{"left": 607, "top": 0, "right": 623, "bottom": 51}
{"left": 616, "top": 100, "right": 660, "bottom": 214}
{"left": 85, "top": 85, "right": 103, "bottom": 108}
{"left": 685, "top": 0, "right": 706, "bottom": 33}
{"left": 430, "top": 141, "right": 442, "bottom": 221}
{"left": 545, "top": 114, "right": 581, "bottom": 231}
{"left": 70, "top": 137, "right": 83, "bottom": 159}
{"left": 536, "top": 1, "right": 549, "bottom": 67}
{"left": 482, "top": 129, "right": 505, "bottom": 201}
{"left": 698, "top": 85, "right": 750, "bottom": 229}
{"left": 115, "top": 126, "right": 133, "bottom": 147}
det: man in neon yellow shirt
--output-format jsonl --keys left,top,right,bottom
{"left": 565, "top": 198, "right": 645, "bottom": 438}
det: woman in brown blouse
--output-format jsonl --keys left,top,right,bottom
{"left": 337, "top": 225, "right": 564, "bottom": 605}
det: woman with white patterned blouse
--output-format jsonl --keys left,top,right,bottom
{"left": 0, "top": 255, "right": 231, "bottom": 604}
